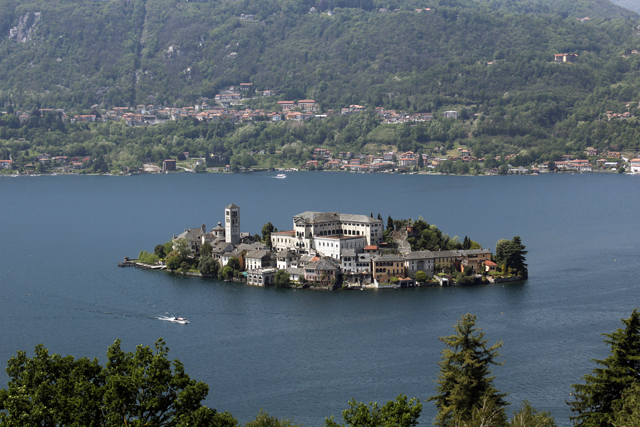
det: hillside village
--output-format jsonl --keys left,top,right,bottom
{"left": 3, "top": 84, "right": 640, "bottom": 175}
{"left": 152, "top": 203, "right": 502, "bottom": 289}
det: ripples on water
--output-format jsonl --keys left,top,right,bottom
{"left": 1, "top": 172, "right": 639, "bottom": 426}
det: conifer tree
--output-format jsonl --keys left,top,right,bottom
{"left": 569, "top": 309, "right": 640, "bottom": 427}
{"left": 429, "top": 314, "right": 508, "bottom": 427}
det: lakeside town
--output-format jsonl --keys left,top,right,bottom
{"left": 121, "top": 204, "right": 528, "bottom": 289}
{"left": 3, "top": 77, "right": 640, "bottom": 176}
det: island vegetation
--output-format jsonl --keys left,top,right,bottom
{"left": 3, "top": 309, "right": 640, "bottom": 426}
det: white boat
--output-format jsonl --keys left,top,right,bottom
{"left": 160, "top": 316, "right": 189, "bottom": 324}
{"left": 275, "top": 173, "right": 287, "bottom": 179}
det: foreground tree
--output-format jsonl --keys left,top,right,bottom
{"left": 324, "top": 394, "right": 422, "bottom": 427}
{"left": 245, "top": 410, "right": 300, "bottom": 427}
{"left": 0, "top": 339, "right": 237, "bottom": 427}
{"left": 569, "top": 309, "right": 640, "bottom": 427}
{"left": 430, "top": 314, "right": 508, "bottom": 427}
{"left": 612, "top": 381, "right": 640, "bottom": 427}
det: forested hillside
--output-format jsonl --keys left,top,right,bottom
{"left": 2, "top": 0, "right": 640, "bottom": 171}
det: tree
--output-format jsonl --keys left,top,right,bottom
{"left": 569, "top": 309, "right": 640, "bottom": 427}
{"left": 387, "top": 215, "right": 394, "bottom": 231}
{"left": 415, "top": 271, "right": 428, "bottom": 283}
{"left": 494, "top": 237, "right": 528, "bottom": 278}
{"left": 509, "top": 401, "right": 556, "bottom": 427}
{"left": 0, "top": 339, "right": 237, "bottom": 427}
{"left": 612, "top": 382, "right": 640, "bottom": 427}
{"left": 262, "top": 222, "right": 275, "bottom": 247}
{"left": 275, "top": 270, "right": 290, "bottom": 288}
{"left": 221, "top": 266, "right": 234, "bottom": 280}
{"left": 227, "top": 257, "right": 240, "bottom": 271}
{"left": 429, "top": 314, "right": 508, "bottom": 427}
{"left": 324, "top": 394, "right": 422, "bottom": 427}
{"left": 201, "top": 241, "right": 213, "bottom": 258}
{"left": 166, "top": 254, "right": 182, "bottom": 271}
{"left": 174, "top": 238, "right": 192, "bottom": 259}
{"left": 246, "top": 410, "right": 299, "bottom": 427}
{"left": 198, "top": 257, "right": 219, "bottom": 277}
{"left": 154, "top": 244, "right": 166, "bottom": 258}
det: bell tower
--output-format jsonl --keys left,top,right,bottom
{"left": 225, "top": 204, "right": 240, "bottom": 245}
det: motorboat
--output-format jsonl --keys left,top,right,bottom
{"left": 160, "top": 316, "right": 189, "bottom": 324}
{"left": 275, "top": 173, "right": 287, "bottom": 179}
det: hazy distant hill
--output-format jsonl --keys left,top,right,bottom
{"left": 610, "top": 0, "right": 640, "bottom": 14}
{"left": 0, "top": 0, "right": 638, "bottom": 111}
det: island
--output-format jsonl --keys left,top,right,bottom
{"left": 120, "top": 203, "right": 528, "bottom": 289}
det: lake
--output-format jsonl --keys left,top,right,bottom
{"left": 1, "top": 171, "right": 639, "bottom": 426}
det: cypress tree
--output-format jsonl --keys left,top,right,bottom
{"left": 429, "top": 314, "right": 508, "bottom": 427}
{"left": 569, "top": 309, "right": 640, "bottom": 427}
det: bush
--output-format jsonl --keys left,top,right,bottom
{"left": 198, "top": 257, "right": 219, "bottom": 276}
{"left": 166, "top": 255, "right": 181, "bottom": 271}
{"left": 138, "top": 250, "right": 159, "bottom": 265}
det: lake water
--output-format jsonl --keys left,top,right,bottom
{"left": 1, "top": 171, "right": 639, "bottom": 426}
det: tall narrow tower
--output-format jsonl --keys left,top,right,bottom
{"left": 225, "top": 203, "right": 240, "bottom": 245}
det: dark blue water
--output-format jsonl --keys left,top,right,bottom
{"left": 1, "top": 172, "right": 639, "bottom": 426}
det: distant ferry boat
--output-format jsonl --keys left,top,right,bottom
{"left": 275, "top": 173, "right": 287, "bottom": 179}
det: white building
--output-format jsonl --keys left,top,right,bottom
{"left": 630, "top": 159, "right": 640, "bottom": 174}
{"left": 272, "top": 211, "right": 384, "bottom": 253}
{"left": 444, "top": 110, "right": 459, "bottom": 119}
{"left": 313, "top": 235, "right": 367, "bottom": 260}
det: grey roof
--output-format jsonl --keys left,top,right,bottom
{"left": 432, "top": 250, "right": 463, "bottom": 258}
{"left": 277, "top": 250, "right": 300, "bottom": 259}
{"left": 212, "top": 222, "right": 224, "bottom": 231}
{"left": 286, "top": 267, "right": 305, "bottom": 276}
{"left": 342, "top": 249, "right": 357, "bottom": 258}
{"left": 176, "top": 228, "right": 202, "bottom": 242}
{"left": 305, "top": 257, "right": 341, "bottom": 271}
{"left": 405, "top": 250, "right": 436, "bottom": 260}
{"left": 293, "top": 211, "right": 382, "bottom": 225}
{"left": 459, "top": 249, "right": 491, "bottom": 256}
{"left": 372, "top": 254, "right": 405, "bottom": 262}
{"left": 226, "top": 203, "right": 239, "bottom": 209}
{"left": 245, "top": 249, "right": 272, "bottom": 260}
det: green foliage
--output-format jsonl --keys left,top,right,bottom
{"left": 494, "top": 237, "right": 528, "bottom": 277}
{"left": 166, "top": 254, "right": 181, "bottom": 271}
{"left": 0, "top": 339, "right": 237, "bottom": 427}
{"left": 227, "top": 257, "right": 240, "bottom": 271}
{"left": 407, "top": 218, "right": 467, "bottom": 252}
{"left": 415, "top": 271, "right": 428, "bottom": 282}
{"left": 138, "top": 250, "right": 160, "bottom": 265}
{"left": 430, "top": 313, "right": 508, "bottom": 427}
{"left": 274, "top": 270, "right": 291, "bottom": 288}
{"left": 221, "top": 266, "right": 234, "bottom": 280}
{"left": 245, "top": 410, "right": 300, "bottom": 427}
{"left": 201, "top": 241, "right": 213, "bottom": 258}
{"left": 174, "top": 238, "right": 192, "bottom": 260}
{"left": 508, "top": 400, "right": 556, "bottom": 427}
{"left": 198, "top": 257, "right": 219, "bottom": 277}
{"left": 324, "top": 394, "right": 422, "bottom": 427}
{"left": 154, "top": 244, "right": 166, "bottom": 258}
{"left": 569, "top": 309, "right": 640, "bottom": 427}
{"left": 262, "top": 222, "right": 275, "bottom": 247}
{"left": 613, "top": 382, "right": 640, "bottom": 427}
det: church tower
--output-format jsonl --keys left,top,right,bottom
{"left": 225, "top": 203, "right": 240, "bottom": 245}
